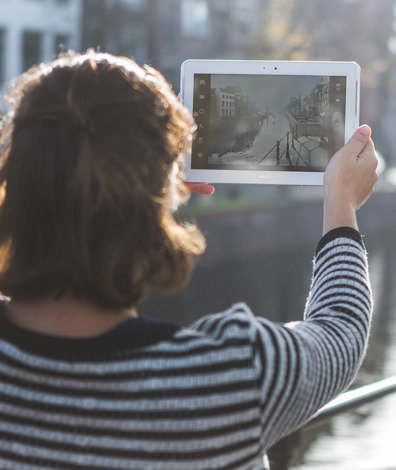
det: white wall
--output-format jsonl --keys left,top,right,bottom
{"left": 0, "top": 0, "right": 82, "bottom": 86}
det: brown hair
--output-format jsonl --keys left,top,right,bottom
{"left": 0, "top": 50, "right": 205, "bottom": 309}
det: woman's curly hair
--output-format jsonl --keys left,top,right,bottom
{"left": 0, "top": 50, "right": 205, "bottom": 309}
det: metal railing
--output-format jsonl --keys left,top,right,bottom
{"left": 267, "top": 375, "right": 396, "bottom": 470}
{"left": 256, "top": 130, "right": 293, "bottom": 167}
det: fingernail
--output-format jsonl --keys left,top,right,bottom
{"left": 358, "top": 125, "right": 371, "bottom": 137}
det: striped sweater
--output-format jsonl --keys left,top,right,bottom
{"left": 0, "top": 227, "right": 373, "bottom": 470}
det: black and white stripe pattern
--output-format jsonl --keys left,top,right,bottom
{"left": 0, "top": 228, "right": 373, "bottom": 469}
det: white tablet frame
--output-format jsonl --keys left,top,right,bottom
{"left": 180, "top": 59, "right": 360, "bottom": 186}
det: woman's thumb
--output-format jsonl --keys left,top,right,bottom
{"left": 344, "top": 125, "right": 371, "bottom": 155}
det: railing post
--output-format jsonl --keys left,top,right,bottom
{"left": 267, "top": 376, "right": 396, "bottom": 469}
{"left": 267, "top": 431, "right": 301, "bottom": 470}
{"left": 276, "top": 141, "right": 280, "bottom": 165}
{"left": 285, "top": 132, "right": 292, "bottom": 165}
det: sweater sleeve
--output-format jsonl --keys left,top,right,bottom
{"left": 191, "top": 227, "right": 373, "bottom": 451}
{"left": 259, "top": 227, "right": 372, "bottom": 447}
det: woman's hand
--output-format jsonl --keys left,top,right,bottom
{"left": 323, "top": 125, "right": 379, "bottom": 235}
{"left": 185, "top": 182, "right": 215, "bottom": 195}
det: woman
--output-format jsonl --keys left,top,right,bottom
{"left": 0, "top": 50, "right": 378, "bottom": 470}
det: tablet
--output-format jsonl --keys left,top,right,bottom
{"left": 180, "top": 60, "right": 360, "bottom": 185}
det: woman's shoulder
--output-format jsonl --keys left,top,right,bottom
{"left": 170, "top": 302, "right": 266, "bottom": 348}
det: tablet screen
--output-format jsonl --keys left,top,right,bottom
{"left": 191, "top": 74, "right": 346, "bottom": 172}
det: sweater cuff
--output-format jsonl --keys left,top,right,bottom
{"left": 316, "top": 227, "right": 364, "bottom": 254}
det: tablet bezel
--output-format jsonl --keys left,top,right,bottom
{"left": 180, "top": 59, "right": 360, "bottom": 186}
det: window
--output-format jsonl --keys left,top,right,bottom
{"left": 54, "top": 34, "right": 70, "bottom": 55}
{"left": 22, "top": 31, "right": 42, "bottom": 72}
{"left": 118, "top": 26, "right": 138, "bottom": 57}
{"left": 164, "top": 0, "right": 179, "bottom": 48}
{"left": 181, "top": 0, "right": 208, "bottom": 38}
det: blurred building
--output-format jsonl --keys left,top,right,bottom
{"left": 81, "top": 0, "right": 267, "bottom": 91}
{"left": 2, "top": 0, "right": 396, "bottom": 166}
{"left": 0, "top": 0, "right": 82, "bottom": 87}
{"left": 150, "top": 0, "right": 266, "bottom": 89}
{"left": 384, "top": 1, "right": 396, "bottom": 166}
{"left": 81, "top": 0, "right": 149, "bottom": 66}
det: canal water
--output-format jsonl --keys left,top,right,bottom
{"left": 140, "top": 190, "right": 396, "bottom": 469}
{"left": 208, "top": 114, "right": 327, "bottom": 169}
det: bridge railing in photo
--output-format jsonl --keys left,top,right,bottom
{"left": 256, "top": 130, "right": 292, "bottom": 166}
{"left": 256, "top": 124, "right": 315, "bottom": 167}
